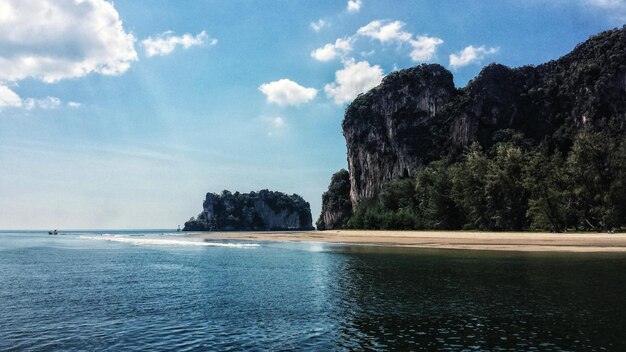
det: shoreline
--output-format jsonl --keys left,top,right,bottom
{"left": 185, "top": 230, "right": 626, "bottom": 253}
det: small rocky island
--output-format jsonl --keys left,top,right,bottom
{"left": 183, "top": 190, "right": 314, "bottom": 231}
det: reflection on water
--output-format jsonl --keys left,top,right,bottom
{"left": 1, "top": 232, "right": 626, "bottom": 351}
{"left": 331, "top": 247, "right": 626, "bottom": 350}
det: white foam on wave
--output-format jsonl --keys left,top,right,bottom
{"left": 78, "top": 236, "right": 259, "bottom": 248}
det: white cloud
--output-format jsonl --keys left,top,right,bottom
{"left": 310, "top": 38, "right": 353, "bottom": 61}
{"left": 409, "top": 36, "right": 445, "bottom": 61}
{"left": 347, "top": 0, "right": 362, "bottom": 12}
{"left": 0, "top": 90, "right": 64, "bottom": 111}
{"left": 260, "top": 116, "right": 287, "bottom": 136}
{"left": 356, "top": 20, "right": 443, "bottom": 61}
{"left": 310, "top": 19, "right": 328, "bottom": 32}
{"left": 39, "top": 97, "right": 60, "bottom": 109}
{"left": 0, "top": 86, "right": 66, "bottom": 112}
{"left": 142, "top": 31, "right": 216, "bottom": 57}
{"left": 258, "top": 79, "right": 318, "bottom": 106}
{"left": 23, "top": 96, "right": 61, "bottom": 110}
{"left": 271, "top": 116, "right": 286, "bottom": 129}
{"left": 67, "top": 101, "right": 81, "bottom": 108}
{"left": 312, "top": 20, "right": 443, "bottom": 64}
{"left": 449, "top": 45, "right": 499, "bottom": 69}
{"left": 0, "top": 0, "right": 137, "bottom": 83}
{"left": 0, "top": 85, "right": 22, "bottom": 109}
{"left": 324, "top": 59, "right": 384, "bottom": 105}
{"left": 357, "top": 20, "right": 412, "bottom": 43}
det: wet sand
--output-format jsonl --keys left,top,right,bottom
{"left": 186, "top": 230, "right": 626, "bottom": 252}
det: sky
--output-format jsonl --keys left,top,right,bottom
{"left": 0, "top": 0, "right": 624, "bottom": 230}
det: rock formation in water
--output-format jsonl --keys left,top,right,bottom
{"left": 184, "top": 190, "right": 314, "bottom": 231}
{"left": 316, "top": 169, "right": 352, "bottom": 230}
{"left": 319, "top": 26, "right": 626, "bottom": 229}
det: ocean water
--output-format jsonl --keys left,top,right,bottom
{"left": 1, "top": 231, "right": 626, "bottom": 351}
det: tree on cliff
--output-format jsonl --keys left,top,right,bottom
{"left": 563, "top": 131, "right": 626, "bottom": 231}
{"left": 316, "top": 169, "right": 352, "bottom": 230}
{"left": 320, "top": 26, "right": 626, "bottom": 233}
{"left": 184, "top": 190, "right": 314, "bottom": 231}
{"left": 343, "top": 130, "right": 626, "bottom": 232}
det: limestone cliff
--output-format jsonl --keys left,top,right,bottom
{"left": 337, "top": 26, "right": 626, "bottom": 215}
{"left": 343, "top": 64, "right": 456, "bottom": 205}
{"left": 316, "top": 169, "right": 352, "bottom": 230}
{"left": 184, "top": 190, "right": 314, "bottom": 231}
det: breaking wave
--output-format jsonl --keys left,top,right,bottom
{"left": 78, "top": 236, "right": 259, "bottom": 248}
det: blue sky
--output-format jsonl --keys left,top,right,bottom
{"left": 0, "top": 0, "right": 623, "bottom": 229}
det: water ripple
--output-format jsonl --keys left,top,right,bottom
{"left": 1, "top": 233, "right": 626, "bottom": 350}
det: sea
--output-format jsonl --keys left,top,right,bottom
{"left": 1, "top": 230, "right": 626, "bottom": 351}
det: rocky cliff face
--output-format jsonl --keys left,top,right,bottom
{"left": 316, "top": 169, "right": 352, "bottom": 230}
{"left": 184, "top": 190, "right": 314, "bottom": 231}
{"left": 339, "top": 26, "right": 626, "bottom": 212}
{"left": 343, "top": 64, "right": 456, "bottom": 206}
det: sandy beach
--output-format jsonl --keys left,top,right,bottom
{"left": 186, "top": 230, "right": 626, "bottom": 252}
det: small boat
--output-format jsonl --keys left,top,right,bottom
{"left": 48, "top": 230, "right": 58, "bottom": 235}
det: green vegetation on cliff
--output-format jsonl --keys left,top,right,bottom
{"left": 184, "top": 189, "right": 314, "bottom": 231}
{"left": 345, "top": 130, "right": 626, "bottom": 232}
{"left": 316, "top": 169, "right": 352, "bottom": 230}
{"left": 320, "top": 27, "right": 626, "bottom": 232}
